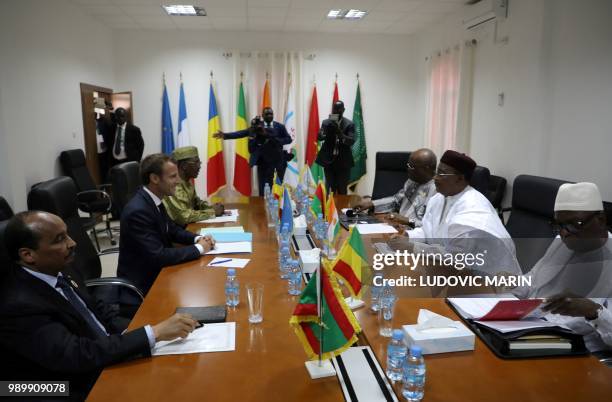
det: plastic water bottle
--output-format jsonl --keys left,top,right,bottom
{"left": 386, "top": 329, "right": 408, "bottom": 382}
{"left": 370, "top": 272, "right": 383, "bottom": 312}
{"left": 402, "top": 345, "right": 426, "bottom": 402}
{"left": 287, "top": 259, "right": 302, "bottom": 295}
{"left": 314, "top": 213, "right": 324, "bottom": 240}
{"left": 272, "top": 199, "right": 280, "bottom": 228}
{"left": 225, "top": 269, "right": 240, "bottom": 307}
{"left": 278, "top": 245, "right": 291, "bottom": 279}
{"left": 304, "top": 197, "right": 313, "bottom": 225}
{"left": 263, "top": 183, "right": 271, "bottom": 201}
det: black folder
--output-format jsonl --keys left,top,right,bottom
{"left": 175, "top": 306, "right": 227, "bottom": 324}
{"left": 445, "top": 299, "right": 589, "bottom": 359}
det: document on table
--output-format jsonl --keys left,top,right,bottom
{"left": 354, "top": 223, "right": 398, "bottom": 235}
{"left": 152, "top": 322, "right": 236, "bottom": 356}
{"left": 207, "top": 257, "right": 250, "bottom": 268}
{"left": 198, "top": 209, "right": 239, "bottom": 224}
{"left": 205, "top": 241, "right": 252, "bottom": 255}
{"left": 200, "top": 226, "right": 244, "bottom": 236}
{"left": 208, "top": 232, "right": 252, "bottom": 243}
{"left": 475, "top": 319, "right": 569, "bottom": 333}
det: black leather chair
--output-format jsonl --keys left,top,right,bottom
{"left": 0, "top": 197, "right": 14, "bottom": 221}
{"left": 59, "top": 149, "right": 115, "bottom": 250}
{"left": 0, "top": 220, "right": 12, "bottom": 276}
{"left": 504, "top": 174, "right": 570, "bottom": 273}
{"left": 488, "top": 174, "right": 507, "bottom": 216}
{"left": 110, "top": 161, "right": 141, "bottom": 218}
{"left": 469, "top": 166, "right": 491, "bottom": 199}
{"left": 27, "top": 177, "right": 143, "bottom": 317}
{"left": 371, "top": 152, "right": 411, "bottom": 199}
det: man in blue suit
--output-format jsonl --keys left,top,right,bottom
{"left": 117, "top": 153, "right": 215, "bottom": 295}
{"left": 214, "top": 107, "right": 292, "bottom": 195}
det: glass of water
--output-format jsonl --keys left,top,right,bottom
{"left": 247, "top": 283, "right": 264, "bottom": 324}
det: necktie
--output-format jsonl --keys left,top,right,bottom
{"left": 55, "top": 276, "right": 107, "bottom": 338}
{"left": 114, "top": 126, "right": 122, "bottom": 156}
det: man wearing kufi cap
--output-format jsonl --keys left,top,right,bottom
{"left": 391, "top": 150, "right": 520, "bottom": 276}
{"left": 514, "top": 182, "right": 612, "bottom": 352}
{"left": 163, "top": 146, "right": 224, "bottom": 226}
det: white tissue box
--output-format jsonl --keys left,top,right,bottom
{"left": 299, "top": 249, "right": 320, "bottom": 274}
{"left": 293, "top": 215, "right": 307, "bottom": 236}
{"left": 402, "top": 321, "right": 475, "bottom": 354}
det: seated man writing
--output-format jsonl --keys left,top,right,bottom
{"left": 514, "top": 182, "right": 612, "bottom": 352}
{"left": 354, "top": 148, "right": 437, "bottom": 227}
{"left": 163, "top": 145, "right": 224, "bottom": 226}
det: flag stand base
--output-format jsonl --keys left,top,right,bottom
{"left": 305, "top": 360, "right": 336, "bottom": 379}
{"left": 345, "top": 296, "right": 365, "bottom": 310}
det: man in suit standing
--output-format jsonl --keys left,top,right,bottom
{"left": 0, "top": 211, "right": 199, "bottom": 400}
{"left": 214, "top": 107, "right": 292, "bottom": 195}
{"left": 317, "top": 100, "right": 355, "bottom": 195}
{"left": 117, "top": 153, "right": 215, "bottom": 295}
{"left": 102, "top": 107, "right": 145, "bottom": 169}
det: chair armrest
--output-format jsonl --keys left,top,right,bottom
{"left": 98, "top": 247, "right": 119, "bottom": 257}
{"left": 98, "top": 183, "right": 112, "bottom": 191}
{"left": 84, "top": 277, "right": 144, "bottom": 301}
{"left": 77, "top": 190, "right": 112, "bottom": 212}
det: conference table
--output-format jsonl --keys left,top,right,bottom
{"left": 87, "top": 197, "right": 611, "bottom": 402}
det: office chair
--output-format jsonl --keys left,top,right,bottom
{"left": 59, "top": 149, "right": 115, "bottom": 250}
{"left": 109, "top": 161, "right": 141, "bottom": 218}
{"left": 27, "top": 176, "right": 143, "bottom": 317}
{"left": 469, "top": 165, "right": 491, "bottom": 199}
{"left": 371, "top": 152, "right": 411, "bottom": 199}
{"left": 488, "top": 174, "right": 507, "bottom": 218}
{"left": 0, "top": 196, "right": 14, "bottom": 221}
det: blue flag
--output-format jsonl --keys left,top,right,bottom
{"left": 177, "top": 81, "right": 190, "bottom": 147}
{"left": 161, "top": 82, "right": 174, "bottom": 154}
{"left": 281, "top": 186, "right": 293, "bottom": 234}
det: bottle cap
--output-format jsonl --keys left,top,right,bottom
{"left": 392, "top": 329, "right": 404, "bottom": 341}
{"left": 410, "top": 345, "right": 422, "bottom": 357}
{"left": 227, "top": 268, "right": 236, "bottom": 276}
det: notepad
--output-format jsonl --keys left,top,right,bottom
{"left": 207, "top": 257, "right": 250, "bottom": 268}
{"left": 152, "top": 322, "right": 236, "bottom": 356}
{"left": 200, "top": 226, "right": 244, "bottom": 236}
{"left": 353, "top": 223, "right": 398, "bottom": 235}
{"left": 198, "top": 209, "right": 239, "bottom": 224}
{"left": 205, "top": 241, "right": 252, "bottom": 255}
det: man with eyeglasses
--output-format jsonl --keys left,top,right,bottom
{"left": 162, "top": 146, "right": 224, "bottom": 226}
{"left": 390, "top": 150, "right": 520, "bottom": 276}
{"left": 353, "top": 148, "right": 437, "bottom": 227}
{"left": 513, "top": 182, "right": 612, "bottom": 352}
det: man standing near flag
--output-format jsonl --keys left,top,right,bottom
{"left": 214, "top": 107, "right": 291, "bottom": 195}
{"left": 316, "top": 101, "right": 355, "bottom": 195}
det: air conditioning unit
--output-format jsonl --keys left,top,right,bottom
{"left": 463, "top": 0, "right": 508, "bottom": 30}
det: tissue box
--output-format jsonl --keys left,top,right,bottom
{"left": 403, "top": 321, "right": 475, "bottom": 354}
{"left": 293, "top": 215, "right": 307, "bottom": 236}
{"left": 299, "top": 249, "right": 320, "bottom": 274}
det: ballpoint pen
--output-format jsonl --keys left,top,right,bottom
{"left": 209, "top": 258, "right": 232, "bottom": 265}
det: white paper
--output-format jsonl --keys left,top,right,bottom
{"left": 475, "top": 319, "right": 569, "bottom": 333}
{"left": 152, "top": 322, "right": 236, "bottom": 356}
{"left": 353, "top": 223, "right": 398, "bottom": 235}
{"left": 205, "top": 241, "right": 252, "bottom": 255}
{"left": 200, "top": 226, "right": 244, "bottom": 235}
{"left": 198, "top": 209, "right": 239, "bottom": 224}
{"left": 207, "top": 257, "right": 250, "bottom": 268}
{"left": 447, "top": 297, "right": 517, "bottom": 319}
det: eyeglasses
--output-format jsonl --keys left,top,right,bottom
{"left": 552, "top": 212, "right": 600, "bottom": 235}
{"left": 434, "top": 169, "right": 459, "bottom": 177}
{"left": 406, "top": 162, "right": 415, "bottom": 170}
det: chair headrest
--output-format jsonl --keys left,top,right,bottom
{"left": 0, "top": 197, "right": 14, "bottom": 220}
{"left": 60, "top": 149, "right": 87, "bottom": 170}
{"left": 512, "top": 174, "right": 570, "bottom": 218}
{"left": 27, "top": 177, "right": 78, "bottom": 220}
{"left": 470, "top": 165, "right": 491, "bottom": 194}
{"left": 375, "top": 152, "right": 411, "bottom": 171}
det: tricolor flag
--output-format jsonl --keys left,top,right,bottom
{"left": 262, "top": 77, "right": 271, "bottom": 110}
{"left": 280, "top": 186, "right": 293, "bottom": 234}
{"left": 233, "top": 81, "right": 251, "bottom": 197}
{"left": 272, "top": 171, "right": 283, "bottom": 200}
{"left": 331, "top": 227, "right": 367, "bottom": 297}
{"left": 305, "top": 85, "right": 325, "bottom": 184}
{"left": 311, "top": 180, "right": 326, "bottom": 219}
{"left": 177, "top": 78, "right": 190, "bottom": 147}
{"left": 161, "top": 79, "right": 174, "bottom": 155}
{"left": 283, "top": 78, "right": 299, "bottom": 188}
{"left": 326, "top": 193, "right": 340, "bottom": 247}
{"left": 289, "top": 260, "right": 361, "bottom": 361}
{"left": 206, "top": 82, "right": 226, "bottom": 197}
{"left": 332, "top": 79, "right": 339, "bottom": 109}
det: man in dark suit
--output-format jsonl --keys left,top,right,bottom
{"left": 0, "top": 211, "right": 199, "bottom": 400}
{"left": 214, "top": 107, "right": 292, "bottom": 195}
{"left": 101, "top": 107, "right": 145, "bottom": 169}
{"left": 316, "top": 100, "right": 355, "bottom": 195}
{"left": 117, "top": 153, "right": 215, "bottom": 295}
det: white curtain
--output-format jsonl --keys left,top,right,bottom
{"left": 424, "top": 42, "right": 475, "bottom": 157}
{"left": 218, "top": 51, "right": 304, "bottom": 198}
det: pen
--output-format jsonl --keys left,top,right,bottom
{"left": 210, "top": 258, "right": 232, "bottom": 265}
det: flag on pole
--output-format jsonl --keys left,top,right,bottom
{"left": 348, "top": 81, "right": 367, "bottom": 191}
{"left": 177, "top": 76, "right": 190, "bottom": 147}
{"left": 331, "top": 227, "right": 368, "bottom": 297}
{"left": 332, "top": 79, "right": 339, "bottom": 109}
{"left": 311, "top": 181, "right": 326, "bottom": 219}
{"left": 283, "top": 77, "right": 299, "bottom": 188}
{"left": 234, "top": 81, "right": 251, "bottom": 197}
{"left": 326, "top": 193, "right": 340, "bottom": 247}
{"left": 305, "top": 85, "right": 325, "bottom": 184}
{"left": 272, "top": 171, "right": 283, "bottom": 200}
{"left": 262, "top": 76, "right": 271, "bottom": 110}
{"left": 299, "top": 165, "right": 316, "bottom": 195}
{"left": 206, "top": 81, "right": 226, "bottom": 197}
{"left": 289, "top": 260, "right": 361, "bottom": 361}
{"left": 281, "top": 186, "right": 293, "bottom": 233}
{"left": 161, "top": 78, "right": 174, "bottom": 155}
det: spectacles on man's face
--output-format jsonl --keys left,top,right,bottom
{"left": 552, "top": 212, "right": 600, "bottom": 235}
{"left": 406, "top": 161, "right": 416, "bottom": 170}
{"left": 434, "top": 169, "right": 459, "bottom": 177}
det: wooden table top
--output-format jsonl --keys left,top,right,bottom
{"left": 88, "top": 196, "right": 611, "bottom": 402}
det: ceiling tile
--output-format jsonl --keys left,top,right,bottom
{"left": 374, "top": 0, "right": 423, "bottom": 13}
{"left": 201, "top": 0, "right": 248, "bottom": 6}
{"left": 351, "top": 20, "right": 394, "bottom": 31}
{"left": 83, "top": 5, "right": 125, "bottom": 16}
{"left": 248, "top": 0, "right": 292, "bottom": 7}
{"left": 248, "top": 6, "right": 289, "bottom": 18}
{"left": 119, "top": 4, "right": 166, "bottom": 16}
{"left": 205, "top": 6, "right": 247, "bottom": 17}
{"left": 414, "top": 1, "right": 462, "bottom": 14}
{"left": 333, "top": 0, "right": 383, "bottom": 10}
{"left": 364, "top": 10, "right": 406, "bottom": 22}
{"left": 290, "top": 0, "right": 334, "bottom": 9}
{"left": 109, "top": 0, "right": 165, "bottom": 4}
{"left": 131, "top": 15, "right": 173, "bottom": 24}
{"left": 71, "top": 0, "right": 112, "bottom": 5}
{"left": 248, "top": 19, "right": 285, "bottom": 30}
{"left": 285, "top": 7, "right": 327, "bottom": 19}
{"left": 209, "top": 16, "right": 248, "bottom": 30}
{"left": 318, "top": 20, "right": 355, "bottom": 32}
{"left": 284, "top": 17, "right": 323, "bottom": 30}
{"left": 95, "top": 14, "right": 135, "bottom": 24}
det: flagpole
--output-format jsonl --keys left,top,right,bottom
{"left": 317, "top": 251, "right": 323, "bottom": 367}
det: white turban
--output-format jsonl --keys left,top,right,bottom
{"left": 554, "top": 182, "right": 603, "bottom": 212}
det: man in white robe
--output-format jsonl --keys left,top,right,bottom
{"left": 514, "top": 182, "right": 612, "bottom": 352}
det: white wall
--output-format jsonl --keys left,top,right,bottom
{"left": 112, "top": 30, "right": 419, "bottom": 196}
{"left": 413, "top": 0, "right": 612, "bottom": 202}
{"left": 0, "top": 0, "right": 115, "bottom": 210}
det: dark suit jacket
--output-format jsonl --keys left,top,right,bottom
{"left": 223, "top": 121, "right": 292, "bottom": 168}
{"left": 316, "top": 117, "right": 355, "bottom": 168}
{"left": 0, "top": 266, "right": 150, "bottom": 401}
{"left": 101, "top": 121, "right": 145, "bottom": 162}
{"left": 117, "top": 187, "right": 200, "bottom": 294}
